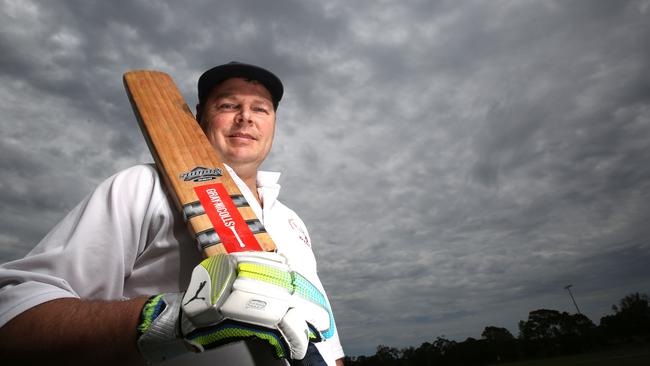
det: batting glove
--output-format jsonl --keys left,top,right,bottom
{"left": 136, "top": 252, "right": 334, "bottom": 363}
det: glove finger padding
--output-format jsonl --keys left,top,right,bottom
{"left": 233, "top": 252, "right": 335, "bottom": 341}
{"left": 278, "top": 307, "right": 311, "bottom": 360}
{"left": 290, "top": 273, "right": 335, "bottom": 339}
{"left": 235, "top": 252, "right": 335, "bottom": 340}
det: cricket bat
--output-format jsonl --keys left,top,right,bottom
{"left": 123, "top": 70, "right": 275, "bottom": 256}
{"left": 123, "top": 70, "right": 326, "bottom": 365}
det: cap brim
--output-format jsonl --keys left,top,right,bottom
{"left": 198, "top": 62, "right": 283, "bottom": 109}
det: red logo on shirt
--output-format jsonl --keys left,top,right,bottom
{"left": 288, "top": 218, "right": 311, "bottom": 247}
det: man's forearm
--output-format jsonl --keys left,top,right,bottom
{"left": 0, "top": 296, "right": 148, "bottom": 365}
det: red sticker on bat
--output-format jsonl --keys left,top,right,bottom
{"left": 194, "top": 183, "right": 262, "bottom": 252}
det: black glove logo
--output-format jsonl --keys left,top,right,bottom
{"left": 184, "top": 281, "right": 207, "bottom": 305}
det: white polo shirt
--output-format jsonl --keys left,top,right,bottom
{"left": 0, "top": 164, "right": 344, "bottom": 365}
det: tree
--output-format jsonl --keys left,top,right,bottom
{"left": 447, "top": 337, "right": 492, "bottom": 365}
{"left": 556, "top": 312, "right": 597, "bottom": 352}
{"left": 519, "top": 309, "right": 595, "bottom": 357}
{"left": 482, "top": 326, "right": 515, "bottom": 343}
{"left": 374, "top": 345, "right": 400, "bottom": 365}
{"left": 404, "top": 342, "right": 433, "bottom": 366}
{"left": 411, "top": 336, "right": 456, "bottom": 366}
{"left": 481, "top": 326, "right": 518, "bottom": 362}
{"left": 600, "top": 292, "right": 650, "bottom": 338}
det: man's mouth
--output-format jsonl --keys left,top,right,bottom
{"left": 228, "top": 132, "right": 256, "bottom": 140}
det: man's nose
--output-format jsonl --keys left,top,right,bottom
{"left": 237, "top": 106, "right": 252, "bottom": 123}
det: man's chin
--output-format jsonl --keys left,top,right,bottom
{"left": 222, "top": 154, "right": 261, "bottom": 169}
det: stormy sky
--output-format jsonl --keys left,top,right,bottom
{"left": 1, "top": 0, "right": 650, "bottom": 356}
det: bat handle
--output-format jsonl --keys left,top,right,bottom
{"left": 289, "top": 343, "right": 328, "bottom": 366}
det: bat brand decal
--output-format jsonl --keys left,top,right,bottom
{"left": 194, "top": 183, "right": 262, "bottom": 252}
{"left": 180, "top": 166, "right": 223, "bottom": 182}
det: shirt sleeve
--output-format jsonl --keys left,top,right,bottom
{"left": 0, "top": 165, "right": 162, "bottom": 327}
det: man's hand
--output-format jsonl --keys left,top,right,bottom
{"left": 136, "top": 252, "right": 333, "bottom": 363}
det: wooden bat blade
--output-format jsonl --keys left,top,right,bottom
{"left": 123, "top": 70, "right": 276, "bottom": 255}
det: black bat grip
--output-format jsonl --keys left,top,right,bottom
{"left": 289, "top": 342, "right": 328, "bottom": 366}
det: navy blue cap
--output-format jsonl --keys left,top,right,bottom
{"left": 197, "top": 61, "right": 284, "bottom": 110}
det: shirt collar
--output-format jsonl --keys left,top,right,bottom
{"left": 257, "top": 170, "right": 281, "bottom": 188}
{"left": 257, "top": 170, "right": 281, "bottom": 210}
{"left": 224, "top": 164, "right": 282, "bottom": 211}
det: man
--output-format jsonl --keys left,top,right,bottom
{"left": 0, "top": 62, "right": 345, "bottom": 365}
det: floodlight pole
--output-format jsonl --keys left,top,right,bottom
{"left": 564, "top": 284, "right": 582, "bottom": 314}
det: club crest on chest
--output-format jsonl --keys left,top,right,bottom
{"left": 288, "top": 218, "right": 310, "bottom": 247}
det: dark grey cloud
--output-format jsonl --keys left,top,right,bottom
{"left": 2, "top": 0, "right": 650, "bottom": 356}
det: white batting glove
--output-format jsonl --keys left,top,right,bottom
{"left": 136, "top": 252, "right": 333, "bottom": 363}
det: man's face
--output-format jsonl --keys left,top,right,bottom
{"left": 198, "top": 77, "right": 276, "bottom": 169}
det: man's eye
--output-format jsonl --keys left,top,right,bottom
{"left": 219, "top": 103, "right": 238, "bottom": 110}
{"left": 253, "top": 106, "right": 269, "bottom": 114}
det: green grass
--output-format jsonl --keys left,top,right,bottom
{"left": 489, "top": 345, "right": 650, "bottom": 366}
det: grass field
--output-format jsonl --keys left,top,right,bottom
{"left": 489, "top": 345, "right": 650, "bottom": 366}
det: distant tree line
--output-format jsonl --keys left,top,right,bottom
{"left": 344, "top": 292, "right": 650, "bottom": 365}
